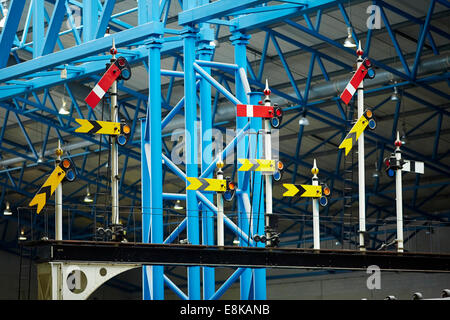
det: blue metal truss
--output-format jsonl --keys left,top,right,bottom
{"left": 0, "top": 0, "right": 449, "bottom": 300}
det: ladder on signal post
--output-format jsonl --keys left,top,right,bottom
{"left": 18, "top": 242, "right": 33, "bottom": 300}
{"left": 342, "top": 104, "right": 355, "bottom": 249}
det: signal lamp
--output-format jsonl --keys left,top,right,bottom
{"left": 387, "top": 168, "right": 395, "bottom": 177}
{"left": 118, "top": 57, "right": 126, "bottom": 67}
{"left": 366, "top": 68, "right": 376, "bottom": 79}
{"left": 276, "top": 161, "right": 284, "bottom": 171}
{"left": 270, "top": 117, "right": 280, "bottom": 128}
{"left": 122, "top": 124, "right": 131, "bottom": 134}
{"left": 62, "top": 159, "right": 71, "bottom": 169}
{"left": 118, "top": 121, "right": 131, "bottom": 146}
{"left": 117, "top": 135, "right": 127, "bottom": 146}
{"left": 116, "top": 56, "right": 131, "bottom": 80}
{"left": 60, "top": 158, "right": 77, "bottom": 182}
{"left": 275, "top": 106, "right": 283, "bottom": 117}
{"left": 323, "top": 186, "right": 331, "bottom": 197}
{"left": 273, "top": 170, "right": 282, "bottom": 182}
{"left": 224, "top": 177, "right": 236, "bottom": 202}
{"left": 319, "top": 196, "right": 328, "bottom": 207}
{"left": 65, "top": 170, "right": 76, "bottom": 182}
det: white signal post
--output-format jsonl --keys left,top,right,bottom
{"left": 216, "top": 160, "right": 225, "bottom": 247}
{"left": 263, "top": 80, "right": 274, "bottom": 247}
{"left": 356, "top": 41, "right": 366, "bottom": 251}
{"left": 110, "top": 40, "right": 120, "bottom": 229}
{"left": 394, "top": 132, "right": 404, "bottom": 253}
{"left": 311, "top": 159, "right": 320, "bottom": 250}
{"left": 55, "top": 140, "right": 63, "bottom": 240}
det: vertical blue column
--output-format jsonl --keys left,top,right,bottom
{"left": 198, "top": 24, "right": 215, "bottom": 300}
{"left": 83, "top": 0, "right": 98, "bottom": 42}
{"left": 183, "top": 0, "right": 201, "bottom": 300}
{"left": 33, "top": 0, "right": 44, "bottom": 58}
{"left": 248, "top": 92, "right": 266, "bottom": 300}
{"left": 230, "top": 30, "right": 252, "bottom": 300}
{"left": 141, "top": 118, "right": 152, "bottom": 298}
{"left": 137, "top": 0, "right": 149, "bottom": 25}
{"left": 142, "top": 0, "right": 164, "bottom": 300}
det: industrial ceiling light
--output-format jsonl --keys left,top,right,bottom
{"left": 59, "top": 96, "right": 70, "bottom": 115}
{"left": 209, "top": 39, "right": 220, "bottom": 48}
{"left": 173, "top": 200, "right": 184, "bottom": 210}
{"left": 18, "top": 229, "right": 26, "bottom": 241}
{"left": 84, "top": 186, "right": 94, "bottom": 203}
{"left": 298, "top": 110, "right": 309, "bottom": 126}
{"left": 343, "top": 27, "right": 356, "bottom": 48}
{"left": 298, "top": 116, "right": 309, "bottom": 126}
{"left": 3, "top": 201, "right": 12, "bottom": 215}
{"left": 372, "top": 162, "right": 379, "bottom": 178}
{"left": 390, "top": 84, "right": 400, "bottom": 101}
{"left": 400, "top": 122, "right": 407, "bottom": 145}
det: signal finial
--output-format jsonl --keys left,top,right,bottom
{"left": 311, "top": 158, "right": 319, "bottom": 176}
{"left": 263, "top": 79, "right": 271, "bottom": 97}
{"left": 395, "top": 131, "right": 402, "bottom": 148}
{"left": 356, "top": 40, "right": 364, "bottom": 56}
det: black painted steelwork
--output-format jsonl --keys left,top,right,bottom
{"left": 26, "top": 240, "right": 450, "bottom": 273}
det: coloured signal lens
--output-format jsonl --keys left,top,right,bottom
{"left": 118, "top": 57, "right": 126, "bottom": 67}
{"left": 62, "top": 159, "right": 71, "bottom": 169}
{"left": 270, "top": 117, "right": 280, "bottom": 128}
{"left": 65, "top": 169, "right": 76, "bottom": 182}
{"left": 122, "top": 125, "right": 131, "bottom": 134}
{"left": 223, "top": 190, "right": 235, "bottom": 202}
{"left": 121, "top": 68, "right": 131, "bottom": 80}
{"left": 387, "top": 168, "right": 395, "bottom": 177}
{"left": 277, "top": 161, "right": 284, "bottom": 171}
{"left": 275, "top": 108, "right": 283, "bottom": 117}
{"left": 323, "top": 186, "right": 331, "bottom": 196}
{"left": 228, "top": 181, "right": 235, "bottom": 190}
{"left": 367, "top": 68, "right": 376, "bottom": 79}
{"left": 365, "top": 109, "right": 373, "bottom": 119}
{"left": 273, "top": 170, "right": 282, "bottom": 181}
{"left": 384, "top": 158, "right": 390, "bottom": 167}
{"left": 117, "top": 135, "right": 127, "bottom": 146}
{"left": 364, "top": 59, "right": 372, "bottom": 68}
{"left": 368, "top": 119, "right": 377, "bottom": 130}
{"left": 319, "top": 196, "right": 328, "bottom": 207}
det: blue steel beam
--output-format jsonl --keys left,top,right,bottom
{"left": 411, "top": 0, "right": 436, "bottom": 79}
{"left": 40, "top": 0, "right": 67, "bottom": 56}
{"left": 178, "top": 0, "right": 267, "bottom": 25}
{"left": 198, "top": 21, "right": 215, "bottom": 300}
{"left": 33, "top": 0, "right": 45, "bottom": 58}
{"left": 0, "top": 21, "right": 164, "bottom": 82}
{"left": 0, "top": 40, "right": 183, "bottom": 101}
{"left": 83, "top": 0, "right": 99, "bottom": 42}
{"left": 95, "top": 0, "right": 117, "bottom": 39}
{"left": 182, "top": 0, "right": 201, "bottom": 297}
{"left": 0, "top": 0, "right": 26, "bottom": 68}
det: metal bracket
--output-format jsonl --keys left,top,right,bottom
{"left": 37, "top": 262, "right": 139, "bottom": 300}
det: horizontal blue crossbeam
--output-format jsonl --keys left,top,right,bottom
{"left": 0, "top": 21, "right": 164, "bottom": 82}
